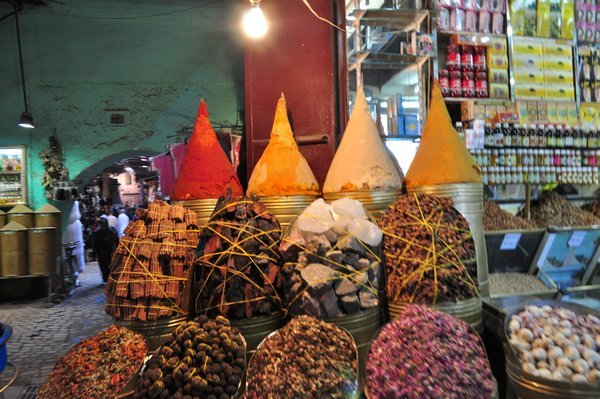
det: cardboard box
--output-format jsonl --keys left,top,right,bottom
{"left": 537, "top": 101, "right": 549, "bottom": 121}
{"left": 543, "top": 56, "right": 574, "bottom": 72}
{"left": 543, "top": 70, "right": 573, "bottom": 85}
{"left": 489, "top": 84, "right": 510, "bottom": 99}
{"left": 396, "top": 115, "right": 405, "bottom": 136}
{"left": 556, "top": 102, "right": 569, "bottom": 122}
{"left": 515, "top": 69, "right": 545, "bottom": 84}
{"left": 527, "top": 101, "right": 539, "bottom": 121}
{"left": 513, "top": 41, "right": 543, "bottom": 56}
{"left": 543, "top": 43, "right": 572, "bottom": 57}
{"left": 545, "top": 84, "right": 575, "bottom": 100}
{"left": 516, "top": 84, "right": 546, "bottom": 100}
{"left": 489, "top": 37, "right": 508, "bottom": 54}
{"left": 461, "top": 101, "right": 475, "bottom": 121}
{"left": 485, "top": 105, "right": 498, "bottom": 122}
{"left": 567, "top": 103, "right": 579, "bottom": 124}
{"left": 489, "top": 68, "right": 510, "bottom": 84}
{"left": 404, "top": 114, "right": 420, "bottom": 136}
{"left": 475, "top": 105, "right": 486, "bottom": 121}
{"left": 547, "top": 101, "right": 559, "bottom": 123}
{"left": 516, "top": 101, "right": 529, "bottom": 123}
{"left": 513, "top": 55, "right": 544, "bottom": 69}
{"left": 488, "top": 54, "right": 509, "bottom": 69}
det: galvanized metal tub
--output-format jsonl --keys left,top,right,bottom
{"left": 0, "top": 210, "right": 6, "bottom": 229}
{"left": 0, "top": 222, "right": 28, "bottom": 276}
{"left": 388, "top": 297, "right": 483, "bottom": 333}
{"left": 114, "top": 315, "right": 188, "bottom": 352}
{"left": 172, "top": 198, "right": 218, "bottom": 228}
{"left": 407, "top": 182, "right": 489, "bottom": 296}
{"left": 323, "top": 190, "right": 401, "bottom": 219}
{"left": 229, "top": 312, "right": 284, "bottom": 356}
{"left": 256, "top": 195, "right": 319, "bottom": 228}
{"left": 28, "top": 227, "right": 56, "bottom": 275}
{"left": 35, "top": 204, "right": 62, "bottom": 254}
{"left": 7, "top": 204, "right": 34, "bottom": 229}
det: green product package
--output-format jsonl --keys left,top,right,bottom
{"left": 561, "top": 0, "right": 575, "bottom": 39}
{"left": 549, "top": 0, "right": 562, "bottom": 38}
{"left": 510, "top": 0, "right": 526, "bottom": 36}
{"left": 537, "top": 0, "right": 551, "bottom": 38}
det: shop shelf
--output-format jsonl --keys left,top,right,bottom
{"left": 351, "top": 9, "right": 429, "bottom": 32}
{"left": 438, "top": 31, "right": 506, "bottom": 46}
{"left": 349, "top": 52, "right": 430, "bottom": 71}
{"left": 512, "top": 35, "right": 574, "bottom": 46}
{"left": 443, "top": 97, "right": 511, "bottom": 105}
{"left": 0, "top": 171, "right": 21, "bottom": 175}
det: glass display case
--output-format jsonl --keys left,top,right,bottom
{"left": 0, "top": 146, "right": 27, "bottom": 206}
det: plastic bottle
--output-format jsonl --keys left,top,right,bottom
{"left": 484, "top": 123, "right": 494, "bottom": 147}
{"left": 547, "top": 124, "right": 556, "bottom": 148}
{"left": 528, "top": 124, "right": 538, "bottom": 147}
{"left": 538, "top": 124, "right": 547, "bottom": 148}
{"left": 512, "top": 123, "right": 522, "bottom": 147}
{"left": 456, "top": 121, "right": 466, "bottom": 142}
{"left": 494, "top": 122, "right": 504, "bottom": 147}
{"left": 564, "top": 125, "right": 574, "bottom": 147}
{"left": 503, "top": 123, "right": 511, "bottom": 147}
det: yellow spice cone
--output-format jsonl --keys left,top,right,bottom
{"left": 405, "top": 82, "right": 481, "bottom": 187}
{"left": 247, "top": 93, "right": 320, "bottom": 196}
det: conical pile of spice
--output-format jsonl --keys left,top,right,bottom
{"left": 246, "top": 93, "right": 320, "bottom": 196}
{"left": 171, "top": 100, "right": 242, "bottom": 200}
{"left": 405, "top": 82, "right": 481, "bottom": 187}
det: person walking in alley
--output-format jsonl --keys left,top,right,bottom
{"left": 93, "top": 218, "right": 119, "bottom": 283}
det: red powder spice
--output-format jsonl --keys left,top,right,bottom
{"left": 172, "top": 100, "right": 243, "bottom": 200}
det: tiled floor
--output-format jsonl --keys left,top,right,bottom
{"left": 0, "top": 262, "right": 112, "bottom": 399}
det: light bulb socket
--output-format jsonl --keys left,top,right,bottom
{"left": 18, "top": 111, "right": 35, "bottom": 128}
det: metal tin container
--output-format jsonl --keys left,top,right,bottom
{"left": 388, "top": 297, "right": 483, "bottom": 333}
{"left": 0, "top": 222, "right": 28, "bottom": 276}
{"left": 114, "top": 315, "right": 188, "bottom": 352}
{"left": 229, "top": 312, "right": 283, "bottom": 355}
{"left": 6, "top": 204, "right": 34, "bottom": 229}
{"left": 323, "top": 190, "right": 401, "bottom": 219}
{"left": 35, "top": 204, "right": 62, "bottom": 254}
{"left": 408, "top": 182, "right": 489, "bottom": 296}
{"left": 256, "top": 195, "right": 320, "bottom": 228}
{"left": 0, "top": 210, "right": 6, "bottom": 229}
{"left": 28, "top": 227, "right": 56, "bottom": 275}
{"left": 172, "top": 198, "right": 218, "bottom": 228}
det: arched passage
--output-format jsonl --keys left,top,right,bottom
{"left": 72, "top": 150, "right": 159, "bottom": 187}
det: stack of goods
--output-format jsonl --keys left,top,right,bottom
{"left": 279, "top": 198, "right": 382, "bottom": 317}
{"left": 105, "top": 200, "right": 200, "bottom": 321}
{"left": 576, "top": 0, "right": 598, "bottom": 43}
{"left": 489, "top": 272, "right": 555, "bottom": 296}
{"left": 511, "top": 0, "right": 574, "bottom": 39}
{"left": 37, "top": 325, "right": 147, "bottom": 399}
{"left": 507, "top": 304, "right": 600, "bottom": 383}
{"left": 247, "top": 93, "right": 319, "bottom": 197}
{"left": 367, "top": 305, "right": 494, "bottom": 398}
{"left": 379, "top": 193, "right": 478, "bottom": 304}
{"left": 245, "top": 315, "right": 357, "bottom": 398}
{"left": 171, "top": 100, "right": 242, "bottom": 201}
{"left": 436, "top": 0, "right": 506, "bottom": 34}
{"left": 323, "top": 85, "right": 403, "bottom": 195}
{"left": 483, "top": 200, "right": 538, "bottom": 230}
{"left": 488, "top": 36, "right": 510, "bottom": 99}
{"left": 195, "top": 194, "right": 283, "bottom": 319}
{"left": 579, "top": 45, "right": 600, "bottom": 102}
{"left": 133, "top": 316, "right": 246, "bottom": 399}
{"left": 440, "top": 43, "right": 494, "bottom": 99}
{"left": 517, "top": 190, "right": 600, "bottom": 227}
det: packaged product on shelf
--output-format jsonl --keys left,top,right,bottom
{"left": 492, "top": 11, "right": 504, "bottom": 34}
{"left": 537, "top": 0, "right": 552, "bottom": 37}
{"left": 279, "top": 198, "right": 382, "bottom": 317}
{"left": 489, "top": 68, "right": 509, "bottom": 83}
{"left": 561, "top": 0, "right": 575, "bottom": 39}
{"left": 466, "top": 10, "right": 478, "bottom": 32}
{"left": 133, "top": 316, "right": 246, "bottom": 399}
{"left": 37, "top": 325, "right": 147, "bottom": 399}
{"left": 439, "top": 69, "right": 451, "bottom": 97}
{"left": 245, "top": 315, "right": 358, "bottom": 399}
{"left": 525, "top": 0, "right": 538, "bottom": 35}
{"left": 488, "top": 53, "right": 509, "bottom": 69}
{"left": 450, "top": 8, "right": 466, "bottom": 31}
{"left": 479, "top": 10, "right": 492, "bottom": 33}
{"left": 490, "top": 83, "right": 510, "bottom": 99}
{"left": 366, "top": 305, "right": 494, "bottom": 399}
{"left": 438, "top": 8, "right": 450, "bottom": 30}
{"left": 195, "top": 194, "right": 283, "bottom": 320}
{"left": 549, "top": 0, "right": 563, "bottom": 38}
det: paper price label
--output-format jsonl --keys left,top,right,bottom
{"left": 500, "top": 233, "right": 521, "bottom": 250}
{"left": 568, "top": 231, "right": 587, "bottom": 247}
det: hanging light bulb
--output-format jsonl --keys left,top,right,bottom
{"left": 242, "top": 0, "right": 268, "bottom": 39}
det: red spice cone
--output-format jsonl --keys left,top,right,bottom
{"left": 172, "top": 100, "right": 243, "bottom": 200}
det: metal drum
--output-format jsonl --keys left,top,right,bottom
{"left": 323, "top": 190, "right": 401, "bottom": 219}
{"left": 407, "top": 182, "right": 489, "bottom": 296}
{"left": 230, "top": 312, "right": 283, "bottom": 356}
{"left": 7, "top": 204, "right": 34, "bottom": 229}
{"left": 256, "top": 195, "right": 319, "bottom": 228}
{"left": 28, "top": 227, "right": 56, "bottom": 275}
{"left": 173, "top": 198, "right": 217, "bottom": 229}
{"left": 0, "top": 222, "right": 28, "bottom": 276}
{"left": 35, "top": 204, "right": 62, "bottom": 254}
{"left": 114, "top": 315, "right": 188, "bottom": 352}
{"left": 388, "top": 297, "right": 483, "bottom": 334}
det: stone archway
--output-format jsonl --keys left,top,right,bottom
{"left": 71, "top": 150, "right": 158, "bottom": 187}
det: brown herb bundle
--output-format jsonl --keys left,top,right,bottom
{"left": 518, "top": 191, "right": 600, "bottom": 228}
{"left": 484, "top": 200, "right": 538, "bottom": 231}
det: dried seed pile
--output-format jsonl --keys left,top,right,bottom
{"left": 37, "top": 325, "right": 147, "bottom": 399}
{"left": 518, "top": 191, "right": 600, "bottom": 228}
{"left": 280, "top": 198, "right": 382, "bottom": 317}
{"left": 489, "top": 272, "right": 554, "bottom": 296}
{"left": 582, "top": 201, "right": 600, "bottom": 218}
{"left": 484, "top": 201, "right": 538, "bottom": 231}
{"left": 378, "top": 193, "right": 478, "bottom": 304}
{"left": 133, "top": 316, "right": 246, "bottom": 399}
{"left": 105, "top": 200, "right": 200, "bottom": 321}
{"left": 367, "top": 305, "right": 494, "bottom": 399}
{"left": 508, "top": 305, "right": 600, "bottom": 383}
{"left": 245, "top": 315, "right": 357, "bottom": 398}
{"left": 195, "top": 194, "right": 283, "bottom": 319}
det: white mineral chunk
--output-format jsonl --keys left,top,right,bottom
{"left": 346, "top": 218, "right": 383, "bottom": 246}
{"left": 331, "top": 198, "right": 367, "bottom": 219}
{"left": 298, "top": 199, "right": 334, "bottom": 234}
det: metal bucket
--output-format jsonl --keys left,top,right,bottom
{"left": 114, "top": 315, "right": 188, "bottom": 352}
{"left": 35, "top": 204, "right": 62, "bottom": 254}
{"left": 407, "top": 183, "right": 489, "bottom": 296}
{"left": 325, "top": 307, "right": 381, "bottom": 382}
{"left": 28, "top": 227, "right": 56, "bottom": 275}
{"left": 173, "top": 198, "right": 217, "bottom": 228}
{"left": 388, "top": 297, "right": 483, "bottom": 333}
{"left": 7, "top": 204, "right": 34, "bottom": 229}
{"left": 257, "top": 195, "right": 320, "bottom": 228}
{"left": 0, "top": 210, "right": 6, "bottom": 229}
{"left": 229, "top": 312, "right": 283, "bottom": 355}
{"left": 323, "top": 190, "right": 401, "bottom": 219}
{"left": 0, "top": 222, "right": 28, "bottom": 276}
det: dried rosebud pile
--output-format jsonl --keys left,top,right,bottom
{"left": 37, "top": 325, "right": 147, "bottom": 399}
{"left": 518, "top": 191, "right": 600, "bottom": 228}
{"left": 367, "top": 305, "right": 494, "bottom": 399}
{"left": 245, "top": 315, "right": 358, "bottom": 398}
{"left": 133, "top": 315, "right": 246, "bottom": 399}
{"left": 195, "top": 194, "right": 283, "bottom": 319}
{"left": 106, "top": 200, "right": 200, "bottom": 321}
{"left": 279, "top": 198, "right": 382, "bottom": 318}
{"left": 484, "top": 200, "right": 538, "bottom": 231}
{"left": 379, "top": 193, "right": 478, "bottom": 304}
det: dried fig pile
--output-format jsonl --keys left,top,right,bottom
{"left": 245, "top": 315, "right": 357, "bottom": 398}
{"left": 195, "top": 194, "right": 283, "bottom": 319}
{"left": 133, "top": 316, "right": 245, "bottom": 399}
{"left": 484, "top": 200, "right": 537, "bottom": 231}
{"left": 379, "top": 193, "right": 478, "bottom": 304}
